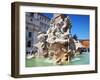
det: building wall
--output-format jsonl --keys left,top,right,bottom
{"left": 80, "top": 40, "right": 89, "bottom": 48}
{"left": 26, "top": 12, "right": 50, "bottom": 53}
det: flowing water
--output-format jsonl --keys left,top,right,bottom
{"left": 26, "top": 52, "right": 89, "bottom": 67}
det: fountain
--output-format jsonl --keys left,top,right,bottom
{"left": 33, "top": 14, "right": 83, "bottom": 65}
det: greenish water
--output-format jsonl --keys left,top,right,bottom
{"left": 26, "top": 52, "right": 90, "bottom": 67}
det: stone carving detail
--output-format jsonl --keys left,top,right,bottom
{"left": 33, "top": 14, "right": 82, "bottom": 65}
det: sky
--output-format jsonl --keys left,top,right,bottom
{"left": 42, "top": 13, "right": 90, "bottom": 40}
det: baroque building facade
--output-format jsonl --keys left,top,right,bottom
{"left": 26, "top": 12, "right": 50, "bottom": 54}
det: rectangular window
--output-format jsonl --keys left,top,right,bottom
{"left": 27, "top": 40, "right": 31, "bottom": 47}
{"left": 30, "top": 18, "right": 33, "bottom": 21}
{"left": 28, "top": 32, "right": 32, "bottom": 38}
{"left": 29, "top": 13, "right": 34, "bottom": 17}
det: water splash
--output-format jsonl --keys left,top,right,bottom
{"left": 44, "top": 58, "right": 54, "bottom": 63}
{"left": 71, "top": 57, "right": 80, "bottom": 62}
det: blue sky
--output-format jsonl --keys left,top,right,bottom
{"left": 42, "top": 13, "right": 90, "bottom": 39}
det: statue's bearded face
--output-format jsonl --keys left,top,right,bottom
{"left": 56, "top": 23, "right": 61, "bottom": 29}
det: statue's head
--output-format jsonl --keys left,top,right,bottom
{"left": 61, "top": 14, "right": 66, "bottom": 19}
{"left": 37, "top": 32, "right": 47, "bottom": 42}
